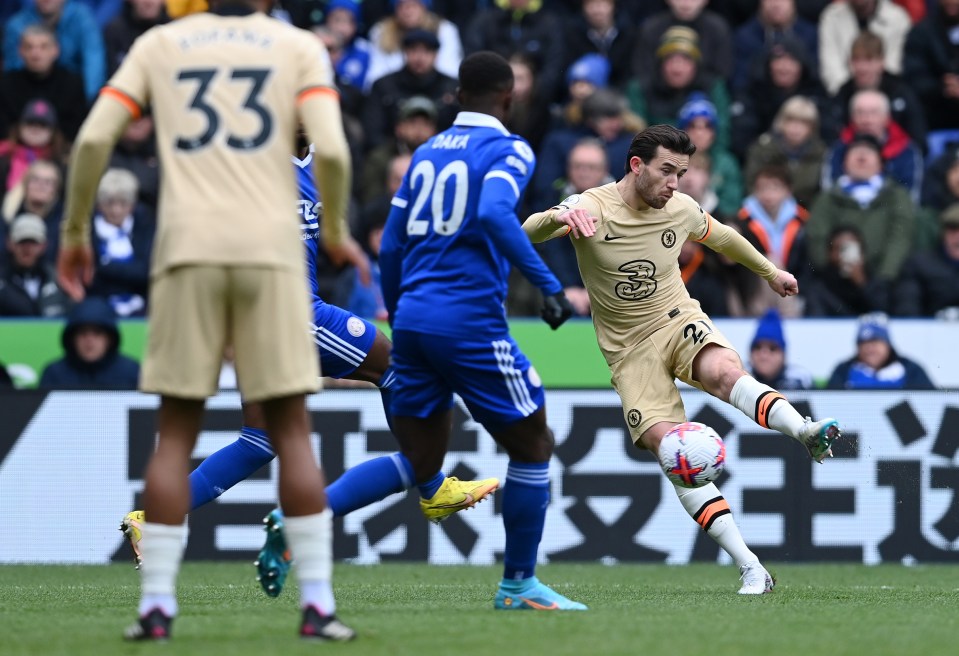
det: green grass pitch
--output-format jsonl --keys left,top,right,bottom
{"left": 1, "top": 563, "right": 957, "bottom": 655}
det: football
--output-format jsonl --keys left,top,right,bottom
{"left": 659, "top": 422, "right": 726, "bottom": 488}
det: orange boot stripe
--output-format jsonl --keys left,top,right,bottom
{"left": 693, "top": 497, "right": 731, "bottom": 531}
{"left": 755, "top": 391, "right": 786, "bottom": 429}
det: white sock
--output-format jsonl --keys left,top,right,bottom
{"left": 138, "top": 522, "right": 187, "bottom": 617}
{"left": 672, "top": 483, "right": 758, "bottom": 568}
{"left": 284, "top": 510, "right": 335, "bottom": 615}
{"left": 729, "top": 375, "right": 806, "bottom": 439}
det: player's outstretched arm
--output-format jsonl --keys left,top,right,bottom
{"left": 59, "top": 94, "right": 133, "bottom": 300}
{"left": 523, "top": 207, "right": 597, "bottom": 243}
{"left": 697, "top": 218, "right": 781, "bottom": 285}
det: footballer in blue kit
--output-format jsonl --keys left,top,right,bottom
{"left": 378, "top": 52, "right": 586, "bottom": 611}
{"left": 121, "top": 144, "right": 499, "bottom": 596}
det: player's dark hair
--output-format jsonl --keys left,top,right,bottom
{"left": 458, "top": 51, "right": 514, "bottom": 98}
{"left": 624, "top": 124, "right": 696, "bottom": 174}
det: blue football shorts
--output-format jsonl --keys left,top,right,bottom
{"left": 311, "top": 300, "right": 377, "bottom": 380}
{"left": 390, "top": 329, "right": 545, "bottom": 430}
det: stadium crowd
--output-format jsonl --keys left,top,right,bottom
{"left": 1, "top": 0, "right": 958, "bottom": 326}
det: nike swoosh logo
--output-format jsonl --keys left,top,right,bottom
{"left": 428, "top": 493, "right": 475, "bottom": 509}
{"left": 519, "top": 597, "right": 560, "bottom": 610}
{"left": 604, "top": 234, "right": 626, "bottom": 241}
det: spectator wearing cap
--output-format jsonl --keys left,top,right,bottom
{"left": 748, "top": 309, "right": 813, "bottom": 389}
{"left": 1, "top": 160, "right": 64, "bottom": 265}
{"left": 632, "top": 0, "right": 734, "bottom": 86}
{"left": 549, "top": 53, "right": 611, "bottom": 132}
{"left": 366, "top": 0, "right": 462, "bottom": 88}
{"left": 732, "top": 0, "right": 819, "bottom": 92}
{"left": 87, "top": 168, "right": 154, "bottom": 318}
{"left": 826, "top": 313, "right": 935, "bottom": 389}
{"left": 835, "top": 31, "right": 926, "bottom": 149}
{"left": 2, "top": 0, "right": 107, "bottom": 102}
{"left": 0, "top": 212, "right": 70, "bottom": 317}
{"left": 362, "top": 27, "right": 458, "bottom": 148}
{"left": 360, "top": 95, "right": 436, "bottom": 205}
{"left": 892, "top": 203, "right": 959, "bottom": 317}
{"left": 531, "top": 88, "right": 637, "bottom": 212}
{"left": 39, "top": 296, "right": 140, "bottom": 389}
{"left": 806, "top": 133, "right": 917, "bottom": 283}
{"left": 818, "top": 0, "right": 910, "bottom": 96}
{"left": 0, "top": 99, "right": 65, "bottom": 209}
{"left": 679, "top": 94, "right": 743, "bottom": 219}
{"left": 731, "top": 35, "right": 833, "bottom": 161}
{"left": 626, "top": 26, "right": 732, "bottom": 152}
{"left": 0, "top": 24, "right": 87, "bottom": 141}
{"left": 321, "top": 0, "right": 373, "bottom": 91}
{"left": 465, "top": 0, "right": 565, "bottom": 102}
{"left": 744, "top": 96, "right": 827, "bottom": 209}
{"left": 822, "top": 88, "right": 923, "bottom": 202}
{"left": 563, "top": 0, "right": 636, "bottom": 90}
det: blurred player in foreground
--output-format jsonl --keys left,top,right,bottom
{"left": 121, "top": 140, "right": 499, "bottom": 598}
{"left": 523, "top": 124, "right": 842, "bottom": 594}
{"left": 380, "top": 51, "right": 585, "bottom": 611}
{"left": 59, "top": 0, "right": 355, "bottom": 642}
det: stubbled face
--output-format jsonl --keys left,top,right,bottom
{"left": 633, "top": 146, "right": 689, "bottom": 209}
{"left": 780, "top": 116, "right": 812, "bottom": 147}
{"left": 753, "top": 174, "right": 790, "bottom": 215}
{"left": 750, "top": 340, "right": 785, "bottom": 379}
{"left": 567, "top": 144, "right": 608, "bottom": 192}
{"left": 843, "top": 144, "right": 883, "bottom": 181}
{"left": 20, "top": 33, "right": 59, "bottom": 74}
{"left": 661, "top": 53, "right": 696, "bottom": 89}
{"left": 857, "top": 339, "right": 890, "bottom": 369}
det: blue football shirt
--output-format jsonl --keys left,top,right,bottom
{"left": 380, "top": 112, "right": 562, "bottom": 339}
{"left": 293, "top": 148, "right": 322, "bottom": 301}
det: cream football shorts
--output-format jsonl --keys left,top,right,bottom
{"left": 141, "top": 265, "right": 319, "bottom": 402}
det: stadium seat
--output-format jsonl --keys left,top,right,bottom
{"left": 926, "top": 129, "right": 959, "bottom": 166}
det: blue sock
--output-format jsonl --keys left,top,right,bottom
{"left": 501, "top": 461, "right": 550, "bottom": 583}
{"left": 189, "top": 427, "right": 275, "bottom": 511}
{"left": 326, "top": 452, "right": 415, "bottom": 517}
{"left": 417, "top": 472, "right": 444, "bottom": 500}
{"left": 378, "top": 365, "right": 396, "bottom": 432}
